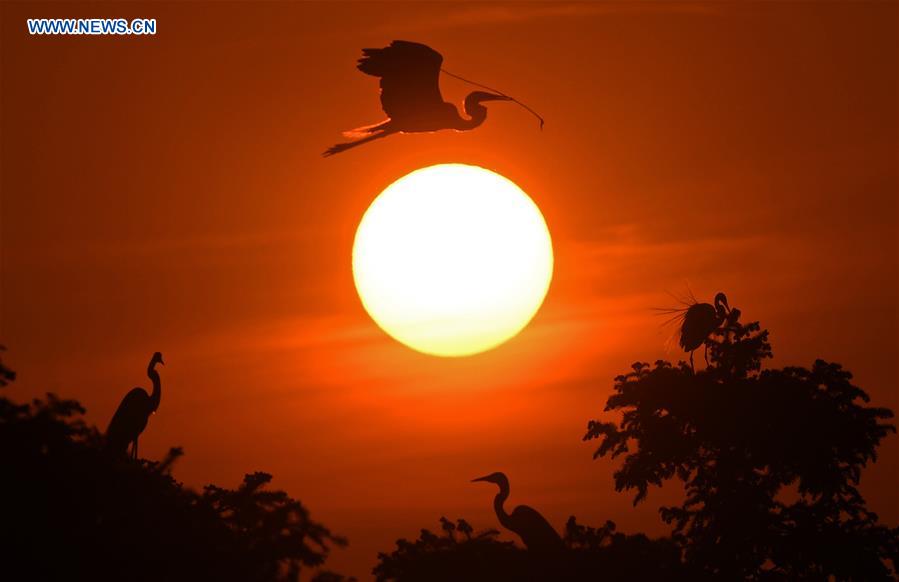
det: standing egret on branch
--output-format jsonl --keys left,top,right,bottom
{"left": 657, "top": 292, "right": 732, "bottom": 371}
{"left": 324, "top": 40, "right": 543, "bottom": 156}
{"left": 106, "top": 352, "right": 164, "bottom": 459}
{"left": 472, "top": 472, "right": 565, "bottom": 553}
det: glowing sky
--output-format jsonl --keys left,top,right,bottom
{"left": 1, "top": 2, "right": 896, "bottom": 578}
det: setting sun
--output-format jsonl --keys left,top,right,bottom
{"left": 352, "top": 164, "right": 553, "bottom": 357}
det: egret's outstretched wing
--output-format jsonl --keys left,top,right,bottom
{"left": 357, "top": 40, "right": 444, "bottom": 120}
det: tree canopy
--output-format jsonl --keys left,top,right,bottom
{"left": 585, "top": 314, "right": 898, "bottom": 579}
{"left": 373, "top": 516, "right": 696, "bottom": 581}
{"left": 0, "top": 352, "right": 350, "bottom": 582}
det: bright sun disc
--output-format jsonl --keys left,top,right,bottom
{"left": 352, "top": 164, "right": 553, "bottom": 357}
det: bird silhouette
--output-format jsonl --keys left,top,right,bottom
{"left": 106, "top": 351, "right": 164, "bottom": 458}
{"left": 472, "top": 472, "right": 565, "bottom": 553}
{"left": 678, "top": 292, "right": 731, "bottom": 370}
{"left": 324, "top": 40, "right": 539, "bottom": 156}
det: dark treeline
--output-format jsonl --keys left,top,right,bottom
{"left": 584, "top": 316, "right": 898, "bottom": 579}
{"left": 374, "top": 312, "right": 898, "bottom": 581}
{"left": 2, "top": 305, "right": 898, "bottom": 581}
{"left": 0, "top": 351, "right": 351, "bottom": 582}
{"left": 373, "top": 516, "right": 700, "bottom": 581}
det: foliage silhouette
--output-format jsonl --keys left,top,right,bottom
{"left": 372, "top": 516, "right": 698, "bottom": 581}
{"left": 0, "top": 346, "right": 15, "bottom": 386}
{"left": 585, "top": 311, "right": 898, "bottom": 579}
{"left": 0, "top": 353, "right": 350, "bottom": 582}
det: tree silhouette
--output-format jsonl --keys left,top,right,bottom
{"left": 373, "top": 517, "right": 516, "bottom": 581}
{"left": 585, "top": 312, "right": 899, "bottom": 579}
{"left": 373, "top": 516, "right": 696, "bottom": 581}
{"left": 203, "top": 471, "right": 347, "bottom": 580}
{"left": 0, "top": 346, "right": 15, "bottom": 387}
{"left": 0, "top": 352, "right": 350, "bottom": 582}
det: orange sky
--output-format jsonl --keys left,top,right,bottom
{"left": 2, "top": 2, "right": 897, "bottom": 578}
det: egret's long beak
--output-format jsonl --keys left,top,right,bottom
{"left": 479, "top": 93, "right": 511, "bottom": 102}
{"left": 471, "top": 475, "right": 491, "bottom": 483}
{"left": 159, "top": 358, "right": 165, "bottom": 366}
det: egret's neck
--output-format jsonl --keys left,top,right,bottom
{"left": 493, "top": 483, "right": 512, "bottom": 528}
{"left": 147, "top": 362, "right": 161, "bottom": 412}
{"left": 457, "top": 102, "right": 487, "bottom": 130}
